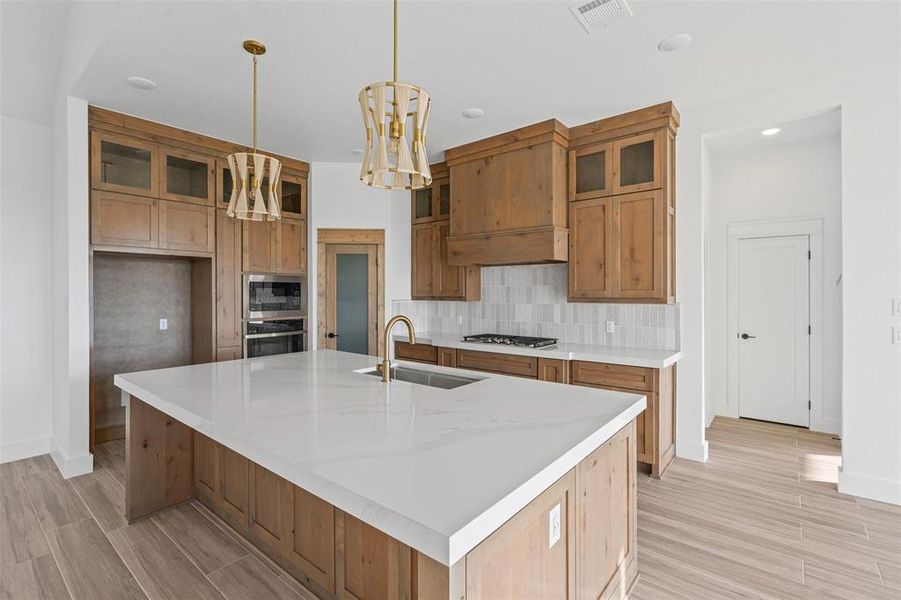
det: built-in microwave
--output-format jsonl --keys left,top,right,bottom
{"left": 243, "top": 318, "right": 306, "bottom": 358}
{"left": 243, "top": 274, "right": 305, "bottom": 319}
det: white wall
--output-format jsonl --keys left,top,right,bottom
{"left": 0, "top": 115, "right": 54, "bottom": 461}
{"left": 679, "top": 63, "right": 900, "bottom": 504}
{"left": 309, "top": 163, "right": 411, "bottom": 350}
{"left": 706, "top": 135, "right": 843, "bottom": 433}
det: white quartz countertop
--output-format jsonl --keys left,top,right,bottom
{"left": 394, "top": 332, "right": 681, "bottom": 369}
{"left": 114, "top": 350, "right": 645, "bottom": 566}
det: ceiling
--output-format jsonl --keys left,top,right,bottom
{"left": 705, "top": 108, "right": 842, "bottom": 156}
{"left": 2, "top": 1, "right": 898, "bottom": 162}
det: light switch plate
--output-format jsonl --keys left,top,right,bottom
{"left": 549, "top": 503, "right": 561, "bottom": 548}
{"left": 606, "top": 320, "right": 615, "bottom": 334}
{"left": 159, "top": 318, "right": 168, "bottom": 331}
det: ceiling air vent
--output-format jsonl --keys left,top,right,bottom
{"left": 570, "top": 0, "right": 633, "bottom": 33}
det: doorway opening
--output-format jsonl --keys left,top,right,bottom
{"left": 316, "top": 229, "right": 385, "bottom": 357}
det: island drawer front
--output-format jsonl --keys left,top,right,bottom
{"left": 395, "top": 341, "right": 438, "bottom": 364}
{"left": 570, "top": 361, "right": 656, "bottom": 392}
{"left": 456, "top": 349, "right": 539, "bottom": 378}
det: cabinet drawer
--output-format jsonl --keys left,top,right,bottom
{"left": 570, "top": 361, "right": 656, "bottom": 392}
{"left": 394, "top": 341, "right": 438, "bottom": 364}
{"left": 456, "top": 349, "right": 539, "bottom": 378}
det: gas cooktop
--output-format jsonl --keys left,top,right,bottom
{"left": 461, "top": 333, "right": 558, "bottom": 349}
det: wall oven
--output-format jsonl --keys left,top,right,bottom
{"left": 243, "top": 319, "right": 306, "bottom": 358}
{"left": 244, "top": 274, "right": 305, "bottom": 319}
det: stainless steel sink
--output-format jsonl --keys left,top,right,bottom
{"left": 358, "top": 366, "right": 481, "bottom": 389}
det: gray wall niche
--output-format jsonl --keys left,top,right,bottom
{"left": 92, "top": 254, "right": 193, "bottom": 432}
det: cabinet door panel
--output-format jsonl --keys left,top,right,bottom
{"left": 434, "top": 177, "right": 451, "bottom": 221}
{"left": 248, "top": 464, "right": 291, "bottom": 549}
{"left": 411, "top": 224, "right": 435, "bottom": 298}
{"left": 91, "top": 131, "right": 159, "bottom": 197}
{"left": 221, "top": 447, "right": 250, "bottom": 526}
{"left": 193, "top": 433, "right": 220, "bottom": 498}
{"left": 569, "top": 142, "right": 613, "bottom": 201}
{"left": 612, "top": 131, "right": 663, "bottom": 194}
{"left": 289, "top": 486, "right": 336, "bottom": 593}
{"left": 216, "top": 210, "right": 243, "bottom": 348}
{"left": 158, "top": 201, "right": 215, "bottom": 253}
{"left": 465, "top": 471, "right": 574, "bottom": 600}
{"left": 615, "top": 191, "right": 664, "bottom": 299}
{"left": 216, "top": 346, "right": 242, "bottom": 361}
{"left": 412, "top": 187, "right": 434, "bottom": 224}
{"left": 276, "top": 219, "right": 307, "bottom": 274}
{"left": 538, "top": 358, "right": 569, "bottom": 383}
{"left": 568, "top": 198, "right": 614, "bottom": 299}
{"left": 337, "top": 513, "right": 407, "bottom": 600}
{"left": 280, "top": 173, "right": 307, "bottom": 219}
{"left": 434, "top": 222, "right": 463, "bottom": 298}
{"left": 159, "top": 146, "right": 215, "bottom": 205}
{"left": 437, "top": 347, "right": 456, "bottom": 368}
{"left": 243, "top": 220, "right": 275, "bottom": 272}
{"left": 91, "top": 191, "right": 159, "bottom": 248}
{"left": 576, "top": 423, "right": 635, "bottom": 600}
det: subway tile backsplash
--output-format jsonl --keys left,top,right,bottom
{"left": 392, "top": 264, "right": 680, "bottom": 350}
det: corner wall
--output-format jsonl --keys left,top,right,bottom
{"left": 0, "top": 115, "right": 54, "bottom": 461}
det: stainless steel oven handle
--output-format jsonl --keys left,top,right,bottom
{"left": 243, "top": 331, "right": 305, "bottom": 340}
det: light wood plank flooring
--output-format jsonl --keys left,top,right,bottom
{"left": 1, "top": 418, "right": 898, "bottom": 599}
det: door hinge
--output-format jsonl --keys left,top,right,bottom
{"left": 808, "top": 325, "right": 811, "bottom": 335}
{"left": 808, "top": 250, "right": 811, "bottom": 260}
{"left": 808, "top": 401, "right": 811, "bottom": 409}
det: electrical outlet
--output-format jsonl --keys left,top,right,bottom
{"left": 159, "top": 318, "right": 168, "bottom": 331}
{"left": 548, "top": 503, "right": 561, "bottom": 548}
{"left": 606, "top": 320, "right": 615, "bottom": 334}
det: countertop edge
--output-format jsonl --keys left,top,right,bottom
{"left": 394, "top": 333, "right": 682, "bottom": 369}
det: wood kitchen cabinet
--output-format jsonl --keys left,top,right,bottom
{"left": 569, "top": 190, "right": 668, "bottom": 302}
{"left": 410, "top": 163, "right": 480, "bottom": 300}
{"left": 158, "top": 200, "right": 215, "bottom": 253}
{"left": 216, "top": 209, "right": 243, "bottom": 351}
{"left": 159, "top": 146, "right": 216, "bottom": 206}
{"left": 90, "top": 191, "right": 159, "bottom": 249}
{"left": 568, "top": 102, "right": 678, "bottom": 303}
{"left": 91, "top": 131, "right": 159, "bottom": 197}
{"left": 243, "top": 218, "right": 307, "bottom": 274}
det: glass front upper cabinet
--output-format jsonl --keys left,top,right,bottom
{"left": 91, "top": 132, "right": 159, "bottom": 196}
{"left": 412, "top": 186, "right": 434, "bottom": 223}
{"left": 160, "top": 147, "right": 215, "bottom": 205}
{"left": 279, "top": 173, "right": 306, "bottom": 218}
{"left": 435, "top": 178, "right": 451, "bottom": 220}
{"left": 569, "top": 142, "right": 612, "bottom": 201}
{"left": 611, "top": 131, "right": 663, "bottom": 194}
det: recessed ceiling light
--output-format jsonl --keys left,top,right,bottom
{"left": 761, "top": 128, "right": 782, "bottom": 136}
{"left": 461, "top": 108, "right": 485, "bottom": 119}
{"left": 657, "top": 33, "right": 692, "bottom": 52}
{"left": 127, "top": 76, "right": 157, "bottom": 90}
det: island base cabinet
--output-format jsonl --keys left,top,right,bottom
{"left": 129, "top": 396, "right": 638, "bottom": 600}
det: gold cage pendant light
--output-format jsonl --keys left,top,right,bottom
{"left": 227, "top": 40, "right": 282, "bottom": 221}
{"left": 358, "top": 0, "right": 431, "bottom": 190}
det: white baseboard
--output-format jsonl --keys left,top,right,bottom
{"left": 50, "top": 440, "right": 94, "bottom": 479}
{"left": 676, "top": 439, "right": 709, "bottom": 463}
{"left": 838, "top": 468, "right": 901, "bottom": 506}
{"left": 0, "top": 436, "right": 51, "bottom": 463}
{"left": 810, "top": 417, "right": 841, "bottom": 436}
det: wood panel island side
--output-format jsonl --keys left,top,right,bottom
{"left": 115, "top": 350, "right": 645, "bottom": 600}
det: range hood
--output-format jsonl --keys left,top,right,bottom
{"left": 444, "top": 119, "right": 570, "bottom": 266}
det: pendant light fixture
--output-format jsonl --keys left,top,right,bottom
{"left": 358, "top": 0, "right": 431, "bottom": 190}
{"left": 227, "top": 40, "right": 282, "bottom": 221}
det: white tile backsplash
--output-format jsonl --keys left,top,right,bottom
{"left": 393, "top": 264, "right": 680, "bottom": 350}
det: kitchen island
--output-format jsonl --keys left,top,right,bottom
{"left": 115, "top": 349, "right": 645, "bottom": 600}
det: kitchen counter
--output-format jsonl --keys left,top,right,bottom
{"left": 394, "top": 332, "right": 682, "bottom": 369}
{"left": 114, "top": 349, "right": 644, "bottom": 567}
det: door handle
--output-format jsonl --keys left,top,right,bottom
{"left": 739, "top": 333, "right": 756, "bottom": 340}
{"left": 326, "top": 332, "right": 339, "bottom": 339}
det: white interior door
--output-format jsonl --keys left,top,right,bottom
{"left": 737, "top": 235, "right": 810, "bottom": 427}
